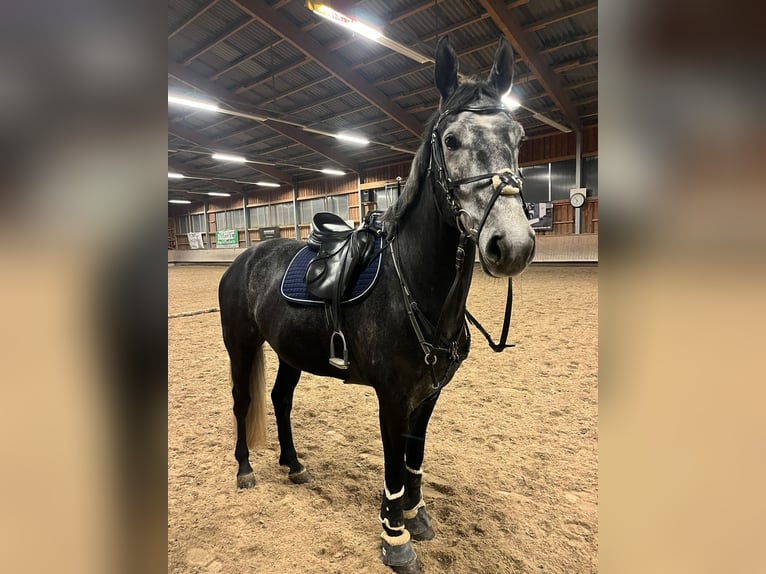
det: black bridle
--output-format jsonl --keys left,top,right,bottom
{"left": 429, "top": 104, "right": 531, "bottom": 235}
{"left": 390, "top": 103, "right": 530, "bottom": 389}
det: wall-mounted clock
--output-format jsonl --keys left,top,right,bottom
{"left": 570, "top": 188, "right": 587, "bottom": 208}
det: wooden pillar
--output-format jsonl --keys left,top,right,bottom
{"left": 292, "top": 178, "right": 300, "bottom": 240}
{"left": 203, "top": 199, "right": 211, "bottom": 248}
{"left": 242, "top": 192, "right": 251, "bottom": 246}
{"left": 574, "top": 130, "right": 582, "bottom": 235}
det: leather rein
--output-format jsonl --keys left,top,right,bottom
{"left": 389, "top": 104, "right": 529, "bottom": 390}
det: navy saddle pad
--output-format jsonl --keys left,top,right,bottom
{"left": 280, "top": 237, "right": 384, "bottom": 305}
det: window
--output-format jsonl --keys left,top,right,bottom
{"left": 299, "top": 195, "right": 351, "bottom": 224}
{"left": 273, "top": 203, "right": 294, "bottom": 226}
{"left": 327, "top": 194, "right": 349, "bottom": 219}
{"left": 519, "top": 165, "right": 550, "bottom": 203}
{"left": 248, "top": 206, "right": 270, "bottom": 228}
{"left": 549, "top": 159, "right": 576, "bottom": 201}
{"left": 582, "top": 157, "right": 598, "bottom": 195}
{"left": 299, "top": 198, "right": 326, "bottom": 225}
{"left": 176, "top": 213, "right": 205, "bottom": 234}
{"left": 377, "top": 183, "right": 401, "bottom": 212}
{"left": 246, "top": 203, "right": 296, "bottom": 227}
{"left": 215, "top": 209, "right": 245, "bottom": 230}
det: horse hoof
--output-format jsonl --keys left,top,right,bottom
{"left": 236, "top": 472, "right": 256, "bottom": 489}
{"left": 405, "top": 507, "right": 435, "bottom": 542}
{"left": 380, "top": 535, "right": 419, "bottom": 573}
{"left": 288, "top": 468, "right": 312, "bottom": 484}
{"left": 390, "top": 558, "right": 421, "bottom": 574}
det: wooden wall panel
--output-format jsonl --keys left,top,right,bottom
{"left": 519, "top": 125, "right": 598, "bottom": 166}
{"left": 246, "top": 188, "right": 293, "bottom": 206}
{"left": 362, "top": 161, "right": 411, "bottom": 186}
{"left": 583, "top": 198, "right": 598, "bottom": 234}
{"left": 297, "top": 174, "right": 357, "bottom": 199}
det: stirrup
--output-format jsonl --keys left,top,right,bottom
{"left": 329, "top": 330, "right": 349, "bottom": 369}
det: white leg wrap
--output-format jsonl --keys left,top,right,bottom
{"left": 403, "top": 497, "right": 426, "bottom": 520}
{"left": 380, "top": 529, "right": 411, "bottom": 546}
{"left": 405, "top": 463, "right": 423, "bottom": 475}
{"left": 384, "top": 484, "right": 405, "bottom": 500}
{"left": 379, "top": 515, "right": 406, "bottom": 531}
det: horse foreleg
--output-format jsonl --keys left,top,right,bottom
{"left": 377, "top": 397, "right": 420, "bottom": 574}
{"left": 271, "top": 360, "right": 311, "bottom": 484}
{"left": 403, "top": 391, "right": 440, "bottom": 541}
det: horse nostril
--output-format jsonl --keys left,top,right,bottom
{"left": 487, "top": 234, "right": 504, "bottom": 263}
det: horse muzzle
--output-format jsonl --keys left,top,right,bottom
{"left": 480, "top": 227, "right": 536, "bottom": 277}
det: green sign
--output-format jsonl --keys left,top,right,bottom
{"left": 216, "top": 229, "right": 239, "bottom": 248}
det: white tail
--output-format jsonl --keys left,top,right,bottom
{"left": 246, "top": 345, "right": 267, "bottom": 449}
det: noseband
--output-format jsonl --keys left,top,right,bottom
{"left": 428, "top": 105, "right": 531, "bottom": 239}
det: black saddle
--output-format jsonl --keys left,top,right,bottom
{"left": 304, "top": 211, "right": 384, "bottom": 369}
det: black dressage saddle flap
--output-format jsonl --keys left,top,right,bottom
{"left": 304, "top": 212, "right": 378, "bottom": 300}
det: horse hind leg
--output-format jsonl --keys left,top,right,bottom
{"left": 229, "top": 343, "right": 268, "bottom": 489}
{"left": 271, "top": 359, "right": 311, "bottom": 484}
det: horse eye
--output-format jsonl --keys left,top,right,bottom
{"left": 444, "top": 134, "right": 459, "bottom": 150}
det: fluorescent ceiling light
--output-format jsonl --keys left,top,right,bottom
{"left": 208, "top": 192, "right": 231, "bottom": 197}
{"left": 212, "top": 152, "right": 247, "bottom": 163}
{"left": 168, "top": 172, "right": 185, "bottom": 179}
{"left": 502, "top": 94, "right": 521, "bottom": 110}
{"left": 374, "top": 36, "right": 432, "bottom": 64}
{"left": 168, "top": 95, "right": 220, "bottom": 113}
{"left": 308, "top": 2, "right": 381, "bottom": 40}
{"left": 321, "top": 168, "right": 345, "bottom": 176}
{"left": 334, "top": 133, "right": 369, "bottom": 145}
{"left": 306, "top": 1, "right": 431, "bottom": 64}
{"left": 532, "top": 113, "right": 572, "bottom": 133}
{"left": 256, "top": 181, "right": 280, "bottom": 187}
{"left": 169, "top": 199, "right": 191, "bottom": 204}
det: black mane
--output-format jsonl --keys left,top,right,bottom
{"left": 382, "top": 79, "right": 506, "bottom": 230}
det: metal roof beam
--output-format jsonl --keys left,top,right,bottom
{"left": 169, "top": 61, "right": 357, "bottom": 169}
{"left": 182, "top": 16, "right": 253, "bottom": 65}
{"left": 198, "top": 116, "right": 239, "bottom": 133}
{"left": 230, "top": 0, "right": 423, "bottom": 137}
{"left": 210, "top": 39, "right": 285, "bottom": 80}
{"left": 209, "top": 16, "right": 323, "bottom": 81}
{"left": 478, "top": 0, "right": 580, "bottom": 129}
{"left": 564, "top": 78, "right": 598, "bottom": 91}
{"left": 169, "top": 0, "right": 221, "bottom": 39}
{"left": 262, "top": 74, "right": 332, "bottom": 105}
{"left": 522, "top": 2, "right": 598, "bottom": 33}
{"left": 389, "top": 1, "right": 437, "bottom": 25}
{"left": 422, "top": 13, "right": 490, "bottom": 42}
{"left": 234, "top": 56, "right": 308, "bottom": 94}
{"left": 169, "top": 125, "right": 295, "bottom": 183}
{"left": 168, "top": 159, "right": 246, "bottom": 193}
{"left": 540, "top": 32, "right": 598, "bottom": 55}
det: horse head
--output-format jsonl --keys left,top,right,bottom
{"left": 431, "top": 36, "right": 535, "bottom": 277}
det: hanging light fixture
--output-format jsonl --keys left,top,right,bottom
{"left": 212, "top": 152, "right": 248, "bottom": 163}
{"left": 168, "top": 95, "right": 220, "bottom": 112}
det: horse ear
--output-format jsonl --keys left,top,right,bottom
{"left": 488, "top": 37, "right": 514, "bottom": 95}
{"left": 434, "top": 36, "right": 458, "bottom": 103}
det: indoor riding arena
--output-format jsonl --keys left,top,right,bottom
{"left": 168, "top": 1, "right": 598, "bottom": 573}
